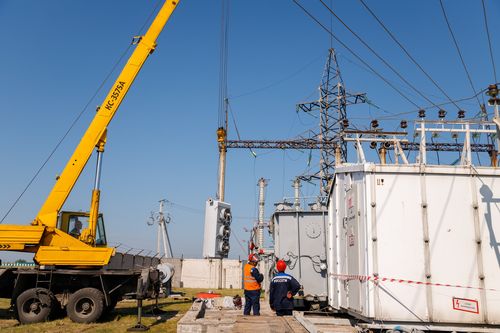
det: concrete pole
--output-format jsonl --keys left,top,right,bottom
{"left": 293, "top": 178, "right": 301, "bottom": 211}
{"left": 257, "top": 178, "right": 268, "bottom": 249}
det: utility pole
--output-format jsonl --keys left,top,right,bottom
{"left": 148, "top": 199, "right": 173, "bottom": 258}
{"left": 217, "top": 126, "right": 227, "bottom": 201}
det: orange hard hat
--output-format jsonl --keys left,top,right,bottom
{"left": 248, "top": 253, "right": 259, "bottom": 263}
{"left": 276, "top": 260, "right": 287, "bottom": 272}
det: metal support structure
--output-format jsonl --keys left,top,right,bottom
{"left": 148, "top": 199, "right": 173, "bottom": 258}
{"left": 257, "top": 178, "right": 268, "bottom": 249}
{"left": 414, "top": 120, "right": 496, "bottom": 165}
{"left": 488, "top": 84, "right": 500, "bottom": 164}
{"left": 297, "top": 48, "right": 366, "bottom": 194}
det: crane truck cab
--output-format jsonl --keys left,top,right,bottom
{"left": 58, "top": 211, "right": 107, "bottom": 246}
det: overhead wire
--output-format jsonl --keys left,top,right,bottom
{"left": 318, "top": 0, "right": 440, "bottom": 110}
{"left": 376, "top": 88, "right": 489, "bottom": 120}
{"left": 230, "top": 55, "right": 323, "bottom": 100}
{"left": 481, "top": 0, "right": 498, "bottom": 84}
{"left": 357, "top": 0, "right": 461, "bottom": 110}
{"left": 0, "top": 44, "right": 133, "bottom": 224}
{"left": 291, "top": 0, "right": 421, "bottom": 109}
{"left": 0, "top": 2, "right": 166, "bottom": 224}
{"left": 218, "top": 0, "right": 230, "bottom": 129}
{"left": 228, "top": 102, "right": 257, "bottom": 157}
{"left": 439, "top": 0, "right": 483, "bottom": 109}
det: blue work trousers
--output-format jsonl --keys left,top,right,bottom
{"left": 243, "top": 289, "right": 260, "bottom": 315}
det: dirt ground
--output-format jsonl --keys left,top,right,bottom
{"left": 0, "top": 288, "right": 243, "bottom": 333}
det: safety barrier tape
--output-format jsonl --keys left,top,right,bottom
{"left": 330, "top": 273, "right": 500, "bottom": 292}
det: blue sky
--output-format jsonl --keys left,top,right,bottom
{"left": 0, "top": 0, "right": 499, "bottom": 261}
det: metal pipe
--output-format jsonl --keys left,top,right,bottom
{"left": 293, "top": 178, "right": 301, "bottom": 211}
{"left": 94, "top": 148, "right": 104, "bottom": 190}
{"left": 491, "top": 150, "right": 498, "bottom": 167}
{"left": 378, "top": 146, "right": 387, "bottom": 165}
{"left": 335, "top": 146, "right": 342, "bottom": 166}
{"left": 257, "top": 178, "right": 267, "bottom": 249}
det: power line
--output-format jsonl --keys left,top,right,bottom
{"left": 481, "top": 0, "right": 498, "bottom": 84}
{"left": 439, "top": 0, "right": 482, "bottom": 108}
{"left": 1, "top": 2, "right": 164, "bottom": 224}
{"left": 318, "top": 0, "right": 439, "bottom": 109}
{"left": 0, "top": 44, "right": 133, "bottom": 224}
{"left": 357, "top": 0, "right": 461, "bottom": 110}
{"left": 376, "top": 88, "right": 489, "bottom": 120}
{"left": 292, "top": 0, "right": 421, "bottom": 109}
{"left": 230, "top": 55, "right": 322, "bottom": 99}
{"left": 218, "top": 0, "right": 230, "bottom": 128}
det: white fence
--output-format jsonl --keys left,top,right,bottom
{"left": 164, "top": 258, "right": 243, "bottom": 289}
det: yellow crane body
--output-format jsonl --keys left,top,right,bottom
{"left": 0, "top": 0, "right": 180, "bottom": 266}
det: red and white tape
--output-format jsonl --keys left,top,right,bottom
{"left": 330, "top": 273, "right": 500, "bottom": 292}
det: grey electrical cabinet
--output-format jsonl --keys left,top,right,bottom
{"left": 271, "top": 204, "right": 328, "bottom": 302}
{"left": 203, "top": 199, "right": 232, "bottom": 258}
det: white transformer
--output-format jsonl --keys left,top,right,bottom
{"left": 327, "top": 163, "right": 500, "bottom": 327}
{"left": 203, "top": 199, "right": 232, "bottom": 259}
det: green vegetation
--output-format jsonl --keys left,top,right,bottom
{"left": 0, "top": 288, "right": 243, "bottom": 333}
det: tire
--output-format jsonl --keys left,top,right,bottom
{"left": 15, "top": 288, "right": 53, "bottom": 324}
{"left": 102, "top": 296, "right": 119, "bottom": 316}
{"left": 67, "top": 288, "right": 104, "bottom": 323}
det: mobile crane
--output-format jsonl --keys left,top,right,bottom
{"left": 0, "top": 0, "right": 180, "bottom": 324}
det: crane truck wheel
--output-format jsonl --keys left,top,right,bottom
{"left": 15, "top": 288, "right": 53, "bottom": 324}
{"left": 102, "top": 296, "right": 119, "bottom": 317}
{"left": 66, "top": 288, "right": 104, "bottom": 323}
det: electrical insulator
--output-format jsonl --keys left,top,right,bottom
{"left": 342, "top": 119, "right": 349, "bottom": 128}
{"left": 487, "top": 84, "right": 498, "bottom": 97}
{"left": 486, "top": 84, "right": 499, "bottom": 106}
{"left": 488, "top": 97, "right": 500, "bottom": 106}
{"left": 418, "top": 109, "right": 426, "bottom": 118}
{"left": 383, "top": 142, "right": 391, "bottom": 149}
{"left": 438, "top": 109, "right": 447, "bottom": 118}
{"left": 371, "top": 120, "right": 379, "bottom": 129}
{"left": 216, "top": 127, "right": 226, "bottom": 143}
{"left": 458, "top": 110, "right": 465, "bottom": 119}
{"left": 400, "top": 120, "right": 408, "bottom": 129}
{"left": 370, "top": 141, "right": 377, "bottom": 149}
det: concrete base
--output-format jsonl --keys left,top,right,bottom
{"left": 293, "top": 312, "right": 358, "bottom": 333}
{"left": 177, "top": 300, "right": 308, "bottom": 333}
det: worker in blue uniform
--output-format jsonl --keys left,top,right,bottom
{"left": 269, "top": 259, "right": 301, "bottom": 316}
{"left": 243, "top": 253, "right": 264, "bottom": 315}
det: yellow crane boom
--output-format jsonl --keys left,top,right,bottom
{"left": 0, "top": 0, "right": 180, "bottom": 266}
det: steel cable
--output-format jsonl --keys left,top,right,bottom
{"left": 318, "top": 0, "right": 440, "bottom": 109}
{"left": 292, "top": 0, "right": 421, "bottom": 109}
{"left": 439, "top": 0, "right": 483, "bottom": 108}
{"left": 358, "top": 0, "right": 461, "bottom": 110}
{"left": 0, "top": 2, "right": 163, "bottom": 223}
{"left": 481, "top": 0, "right": 498, "bottom": 84}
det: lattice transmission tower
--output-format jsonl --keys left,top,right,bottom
{"left": 297, "top": 48, "right": 366, "bottom": 193}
